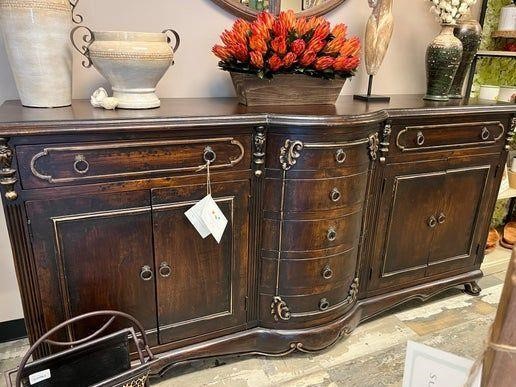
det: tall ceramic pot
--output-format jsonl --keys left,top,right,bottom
{"left": 424, "top": 24, "right": 463, "bottom": 101}
{"left": 0, "top": 0, "right": 79, "bottom": 107}
{"left": 449, "top": 13, "right": 482, "bottom": 99}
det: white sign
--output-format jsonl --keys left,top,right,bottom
{"left": 402, "top": 341, "right": 481, "bottom": 387}
{"left": 29, "top": 369, "right": 51, "bottom": 385}
{"left": 185, "top": 195, "right": 228, "bottom": 243}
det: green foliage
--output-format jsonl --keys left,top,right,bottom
{"left": 492, "top": 198, "right": 510, "bottom": 227}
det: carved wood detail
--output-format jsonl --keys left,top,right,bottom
{"left": 0, "top": 138, "right": 18, "bottom": 201}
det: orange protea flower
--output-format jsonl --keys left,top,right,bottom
{"left": 271, "top": 36, "right": 287, "bottom": 55}
{"left": 304, "top": 16, "right": 326, "bottom": 34}
{"left": 250, "top": 35, "right": 268, "bottom": 54}
{"left": 334, "top": 55, "right": 360, "bottom": 71}
{"left": 323, "top": 37, "right": 346, "bottom": 55}
{"left": 312, "top": 20, "right": 330, "bottom": 41}
{"left": 307, "top": 38, "right": 325, "bottom": 54}
{"left": 232, "top": 19, "right": 251, "bottom": 40}
{"left": 339, "top": 36, "right": 360, "bottom": 57}
{"left": 332, "top": 23, "right": 348, "bottom": 39}
{"left": 290, "top": 39, "right": 306, "bottom": 56}
{"left": 250, "top": 51, "right": 264, "bottom": 68}
{"left": 251, "top": 19, "right": 271, "bottom": 42}
{"left": 299, "top": 50, "right": 317, "bottom": 67}
{"left": 229, "top": 43, "right": 249, "bottom": 62}
{"left": 273, "top": 18, "right": 289, "bottom": 37}
{"left": 295, "top": 17, "right": 310, "bottom": 36}
{"left": 278, "top": 10, "right": 296, "bottom": 31}
{"left": 282, "top": 52, "right": 297, "bottom": 68}
{"left": 314, "top": 56, "right": 335, "bottom": 71}
{"left": 221, "top": 29, "right": 245, "bottom": 47}
{"left": 268, "top": 54, "right": 283, "bottom": 71}
{"left": 257, "top": 11, "right": 275, "bottom": 30}
{"left": 212, "top": 44, "right": 232, "bottom": 62}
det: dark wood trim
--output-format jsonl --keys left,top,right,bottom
{"left": 0, "top": 318, "right": 27, "bottom": 343}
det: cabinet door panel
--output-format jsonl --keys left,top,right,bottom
{"left": 428, "top": 164, "right": 492, "bottom": 273}
{"left": 152, "top": 181, "right": 249, "bottom": 344}
{"left": 25, "top": 191, "right": 157, "bottom": 341}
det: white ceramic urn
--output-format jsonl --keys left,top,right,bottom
{"left": 72, "top": 28, "right": 180, "bottom": 109}
{"left": 0, "top": 0, "right": 75, "bottom": 107}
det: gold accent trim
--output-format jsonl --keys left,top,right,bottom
{"left": 90, "top": 50, "right": 173, "bottom": 61}
{"left": 396, "top": 121, "right": 505, "bottom": 152}
{"left": 30, "top": 137, "right": 245, "bottom": 184}
{"left": 0, "top": 0, "right": 71, "bottom": 12}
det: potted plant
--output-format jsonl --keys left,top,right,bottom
{"left": 212, "top": 11, "right": 360, "bottom": 106}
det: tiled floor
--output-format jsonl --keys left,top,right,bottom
{"left": 0, "top": 247, "right": 510, "bottom": 387}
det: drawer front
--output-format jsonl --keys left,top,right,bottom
{"left": 260, "top": 248, "right": 358, "bottom": 295}
{"left": 260, "top": 279, "right": 359, "bottom": 322}
{"left": 395, "top": 121, "right": 504, "bottom": 153}
{"left": 264, "top": 172, "right": 369, "bottom": 213}
{"left": 262, "top": 209, "right": 363, "bottom": 252}
{"left": 268, "top": 133, "right": 376, "bottom": 172}
{"left": 17, "top": 136, "right": 250, "bottom": 188}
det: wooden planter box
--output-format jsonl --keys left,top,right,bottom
{"left": 230, "top": 72, "right": 347, "bottom": 106}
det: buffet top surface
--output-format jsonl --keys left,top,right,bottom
{"left": 0, "top": 95, "right": 513, "bottom": 136}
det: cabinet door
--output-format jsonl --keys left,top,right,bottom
{"left": 151, "top": 180, "right": 249, "bottom": 344}
{"left": 369, "top": 161, "right": 448, "bottom": 290}
{"left": 427, "top": 164, "right": 492, "bottom": 275}
{"left": 25, "top": 191, "right": 157, "bottom": 341}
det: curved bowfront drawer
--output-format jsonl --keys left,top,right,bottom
{"left": 260, "top": 248, "right": 358, "bottom": 295}
{"left": 395, "top": 120, "right": 505, "bottom": 153}
{"left": 262, "top": 209, "right": 363, "bottom": 252}
{"left": 17, "top": 136, "right": 250, "bottom": 189}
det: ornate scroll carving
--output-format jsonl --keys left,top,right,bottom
{"left": 0, "top": 138, "right": 18, "bottom": 201}
{"left": 368, "top": 133, "right": 379, "bottom": 161}
{"left": 271, "top": 296, "right": 291, "bottom": 321}
{"left": 280, "top": 139, "right": 303, "bottom": 170}
{"left": 380, "top": 122, "right": 392, "bottom": 163}
{"left": 506, "top": 117, "right": 516, "bottom": 151}
{"left": 253, "top": 126, "right": 266, "bottom": 177}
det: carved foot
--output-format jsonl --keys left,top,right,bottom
{"left": 463, "top": 281, "right": 482, "bottom": 296}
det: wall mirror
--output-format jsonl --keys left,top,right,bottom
{"left": 211, "top": 0, "right": 348, "bottom": 20}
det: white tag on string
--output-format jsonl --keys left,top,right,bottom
{"left": 184, "top": 160, "right": 228, "bottom": 243}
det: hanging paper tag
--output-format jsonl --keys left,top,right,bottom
{"left": 185, "top": 195, "right": 212, "bottom": 239}
{"left": 201, "top": 195, "right": 228, "bottom": 243}
{"left": 29, "top": 369, "right": 51, "bottom": 385}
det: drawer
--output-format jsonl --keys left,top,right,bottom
{"left": 395, "top": 120, "right": 505, "bottom": 153}
{"left": 264, "top": 172, "right": 369, "bottom": 213}
{"left": 17, "top": 136, "right": 250, "bottom": 189}
{"left": 261, "top": 279, "right": 359, "bottom": 322}
{"left": 262, "top": 209, "right": 363, "bottom": 252}
{"left": 260, "top": 248, "right": 358, "bottom": 295}
{"left": 268, "top": 133, "right": 375, "bottom": 171}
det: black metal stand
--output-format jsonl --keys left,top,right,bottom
{"left": 353, "top": 75, "right": 391, "bottom": 102}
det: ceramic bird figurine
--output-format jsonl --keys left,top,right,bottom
{"left": 364, "top": 0, "right": 394, "bottom": 76}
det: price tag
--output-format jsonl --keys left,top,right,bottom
{"left": 29, "top": 369, "right": 51, "bottom": 385}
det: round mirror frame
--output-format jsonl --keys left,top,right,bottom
{"left": 211, "top": 0, "right": 348, "bottom": 20}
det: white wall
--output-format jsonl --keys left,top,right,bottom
{"left": 0, "top": 0, "right": 479, "bottom": 322}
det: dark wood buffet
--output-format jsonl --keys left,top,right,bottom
{"left": 0, "top": 95, "right": 514, "bottom": 373}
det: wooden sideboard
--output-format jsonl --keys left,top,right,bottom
{"left": 0, "top": 96, "right": 514, "bottom": 373}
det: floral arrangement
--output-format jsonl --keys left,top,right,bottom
{"left": 212, "top": 11, "right": 360, "bottom": 79}
{"left": 428, "top": 0, "right": 477, "bottom": 25}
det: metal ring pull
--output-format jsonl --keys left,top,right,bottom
{"left": 322, "top": 265, "right": 334, "bottom": 280}
{"left": 203, "top": 146, "right": 217, "bottom": 164}
{"left": 438, "top": 212, "right": 446, "bottom": 224}
{"left": 73, "top": 154, "right": 90, "bottom": 174}
{"left": 159, "top": 262, "right": 172, "bottom": 278}
{"left": 335, "top": 149, "right": 346, "bottom": 164}
{"left": 140, "top": 265, "right": 153, "bottom": 281}
{"left": 428, "top": 215, "right": 437, "bottom": 228}
{"left": 319, "top": 298, "right": 330, "bottom": 311}
{"left": 330, "top": 188, "right": 341, "bottom": 202}
{"left": 327, "top": 227, "right": 337, "bottom": 242}
{"left": 416, "top": 131, "right": 425, "bottom": 146}
{"left": 481, "top": 127, "right": 490, "bottom": 141}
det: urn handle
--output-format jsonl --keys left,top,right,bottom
{"left": 162, "top": 29, "right": 181, "bottom": 53}
{"left": 70, "top": 26, "right": 94, "bottom": 68}
{"left": 68, "top": 0, "right": 83, "bottom": 24}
